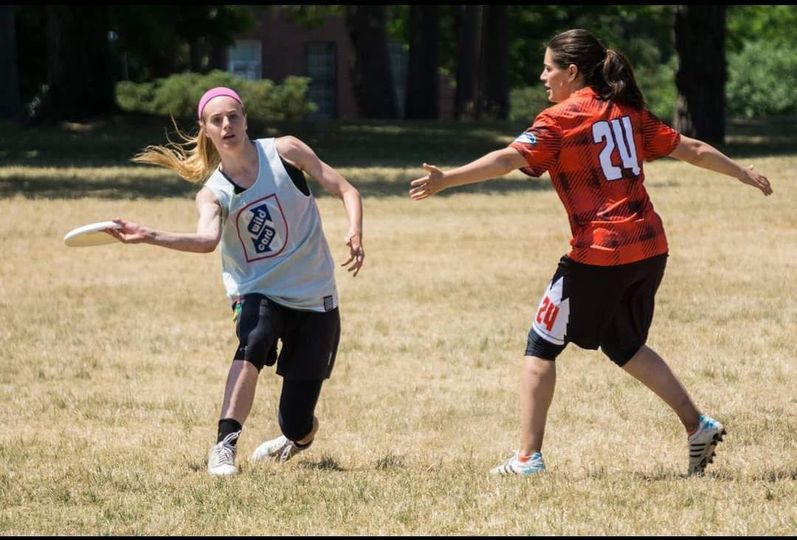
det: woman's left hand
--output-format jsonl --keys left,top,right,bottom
{"left": 341, "top": 231, "right": 364, "bottom": 277}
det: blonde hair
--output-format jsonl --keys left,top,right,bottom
{"left": 132, "top": 117, "right": 220, "bottom": 183}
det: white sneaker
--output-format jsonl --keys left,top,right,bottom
{"left": 490, "top": 451, "right": 546, "bottom": 477}
{"left": 688, "top": 415, "right": 726, "bottom": 476}
{"left": 207, "top": 431, "right": 240, "bottom": 476}
{"left": 251, "top": 435, "right": 311, "bottom": 464}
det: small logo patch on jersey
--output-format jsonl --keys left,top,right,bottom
{"left": 514, "top": 132, "right": 537, "bottom": 145}
{"left": 323, "top": 295, "right": 334, "bottom": 312}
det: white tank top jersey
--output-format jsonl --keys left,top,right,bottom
{"left": 204, "top": 138, "right": 338, "bottom": 312}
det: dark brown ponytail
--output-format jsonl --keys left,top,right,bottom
{"left": 547, "top": 29, "right": 646, "bottom": 109}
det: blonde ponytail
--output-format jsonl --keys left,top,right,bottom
{"left": 132, "top": 117, "right": 220, "bottom": 184}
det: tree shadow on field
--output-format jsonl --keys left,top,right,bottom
{"left": 0, "top": 169, "right": 553, "bottom": 201}
{"left": 721, "top": 115, "right": 797, "bottom": 158}
{"left": 2, "top": 114, "right": 793, "bottom": 201}
{"left": 0, "top": 173, "right": 199, "bottom": 200}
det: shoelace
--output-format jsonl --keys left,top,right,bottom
{"left": 213, "top": 430, "right": 240, "bottom": 466}
{"left": 214, "top": 443, "right": 235, "bottom": 466}
{"left": 278, "top": 441, "right": 298, "bottom": 463}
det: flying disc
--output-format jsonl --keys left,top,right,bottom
{"left": 63, "top": 220, "right": 121, "bottom": 247}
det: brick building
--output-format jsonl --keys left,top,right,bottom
{"left": 226, "top": 9, "right": 454, "bottom": 120}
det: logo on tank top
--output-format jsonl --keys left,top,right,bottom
{"left": 235, "top": 194, "right": 289, "bottom": 262}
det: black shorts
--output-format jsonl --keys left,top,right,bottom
{"left": 233, "top": 294, "right": 340, "bottom": 380}
{"left": 526, "top": 253, "right": 667, "bottom": 366}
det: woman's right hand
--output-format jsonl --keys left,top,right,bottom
{"left": 409, "top": 163, "right": 446, "bottom": 201}
{"left": 106, "top": 218, "right": 152, "bottom": 244}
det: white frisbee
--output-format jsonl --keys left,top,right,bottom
{"left": 63, "top": 220, "right": 121, "bottom": 247}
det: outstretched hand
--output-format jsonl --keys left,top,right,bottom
{"left": 106, "top": 218, "right": 151, "bottom": 244}
{"left": 341, "top": 231, "right": 364, "bottom": 277}
{"left": 739, "top": 164, "right": 773, "bottom": 196}
{"left": 409, "top": 163, "right": 445, "bottom": 201}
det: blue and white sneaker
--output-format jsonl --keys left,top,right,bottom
{"left": 687, "top": 415, "right": 726, "bottom": 476}
{"left": 490, "top": 451, "right": 546, "bottom": 477}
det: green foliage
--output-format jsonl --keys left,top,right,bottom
{"left": 509, "top": 87, "right": 549, "bottom": 124}
{"left": 727, "top": 5, "right": 797, "bottom": 53}
{"left": 727, "top": 41, "right": 797, "bottom": 118}
{"left": 115, "top": 70, "right": 316, "bottom": 121}
{"left": 636, "top": 57, "right": 677, "bottom": 122}
{"left": 506, "top": 5, "right": 674, "bottom": 89}
{"left": 278, "top": 5, "right": 343, "bottom": 29}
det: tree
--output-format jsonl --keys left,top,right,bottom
{"left": 105, "top": 6, "right": 255, "bottom": 81}
{"left": 454, "top": 5, "right": 482, "bottom": 120}
{"left": 0, "top": 5, "right": 22, "bottom": 120}
{"left": 479, "top": 5, "right": 508, "bottom": 119}
{"left": 45, "top": 5, "right": 116, "bottom": 121}
{"left": 673, "top": 5, "right": 727, "bottom": 144}
{"left": 404, "top": 5, "right": 439, "bottom": 119}
{"left": 346, "top": 5, "right": 398, "bottom": 119}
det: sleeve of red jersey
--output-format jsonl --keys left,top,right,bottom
{"left": 508, "top": 112, "right": 562, "bottom": 177}
{"left": 641, "top": 108, "right": 681, "bottom": 161}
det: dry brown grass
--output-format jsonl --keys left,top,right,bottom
{"left": 0, "top": 150, "right": 795, "bottom": 534}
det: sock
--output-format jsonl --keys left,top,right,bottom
{"left": 218, "top": 418, "right": 242, "bottom": 445}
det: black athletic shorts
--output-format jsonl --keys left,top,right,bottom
{"left": 232, "top": 293, "right": 340, "bottom": 380}
{"left": 525, "top": 253, "right": 668, "bottom": 366}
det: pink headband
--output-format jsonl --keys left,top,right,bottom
{"left": 197, "top": 87, "right": 243, "bottom": 120}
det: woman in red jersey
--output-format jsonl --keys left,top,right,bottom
{"left": 409, "top": 29, "right": 772, "bottom": 477}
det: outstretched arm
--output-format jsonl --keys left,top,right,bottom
{"left": 107, "top": 187, "right": 222, "bottom": 253}
{"left": 668, "top": 135, "right": 773, "bottom": 196}
{"left": 275, "top": 136, "right": 364, "bottom": 276}
{"left": 409, "top": 147, "right": 528, "bottom": 201}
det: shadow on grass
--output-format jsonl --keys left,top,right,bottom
{"left": 0, "top": 170, "right": 552, "bottom": 200}
{"left": 299, "top": 456, "right": 346, "bottom": 471}
{"left": 0, "top": 174, "right": 199, "bottom": 200}
{"left": 722, "top": 116, "right": 797, "bottom": 158}
{"left": 1, "top": 114, "right": 793, "bottom": 200}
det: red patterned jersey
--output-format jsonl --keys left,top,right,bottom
{"left": 510, "top": 87, "right": 680, "bottom": 266}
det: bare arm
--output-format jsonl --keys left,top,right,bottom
{"left": 107, "top": 187, "right": 222, "bottom": 253}
{"left": 668, "top": 135, "right": 773, "bottom": 196}
{"left": 408, "top": 147, "right": 528, "bottom": 200}
{"left": 275, "top": 136, "right": 364, "bottom": 276}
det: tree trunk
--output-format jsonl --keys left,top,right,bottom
{"left": 46, "top": 5, "right": 116, "bottom": 121}
{"left": 345, "top": 5, "right": 397, "bottom": 119}
{"left": 189, "top": 37, "right": 204, "bottom": 73}
{"left": 0, "top": 5, "right": 22, "bottom": 120}
{"left": 404, "top": 5, "right": 439, "bottom": 119}
{"left": 454, "top": 5, "right": 482, "bottom": 120}
{"left": 208, "top": 39, "right": 228, "bottom": 72}
{"left": 673, "top": 5, "right": 726, "bottom": 144}
{"left": 479, "top": 5, "right": 508, "bottom": 120}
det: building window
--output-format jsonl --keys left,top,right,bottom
{"left": 306, "top": 42, "right": 337, "bottom": 120}
{"left": 228, "top": 40, "right": 262, "bottom": 81}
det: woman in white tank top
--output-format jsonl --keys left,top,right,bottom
{"left": 107, "top": 87, "right": 364, "bottom": 476}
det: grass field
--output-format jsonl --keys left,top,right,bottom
{"left": 0, "top": 116, "right": 795, "bottom": 534}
